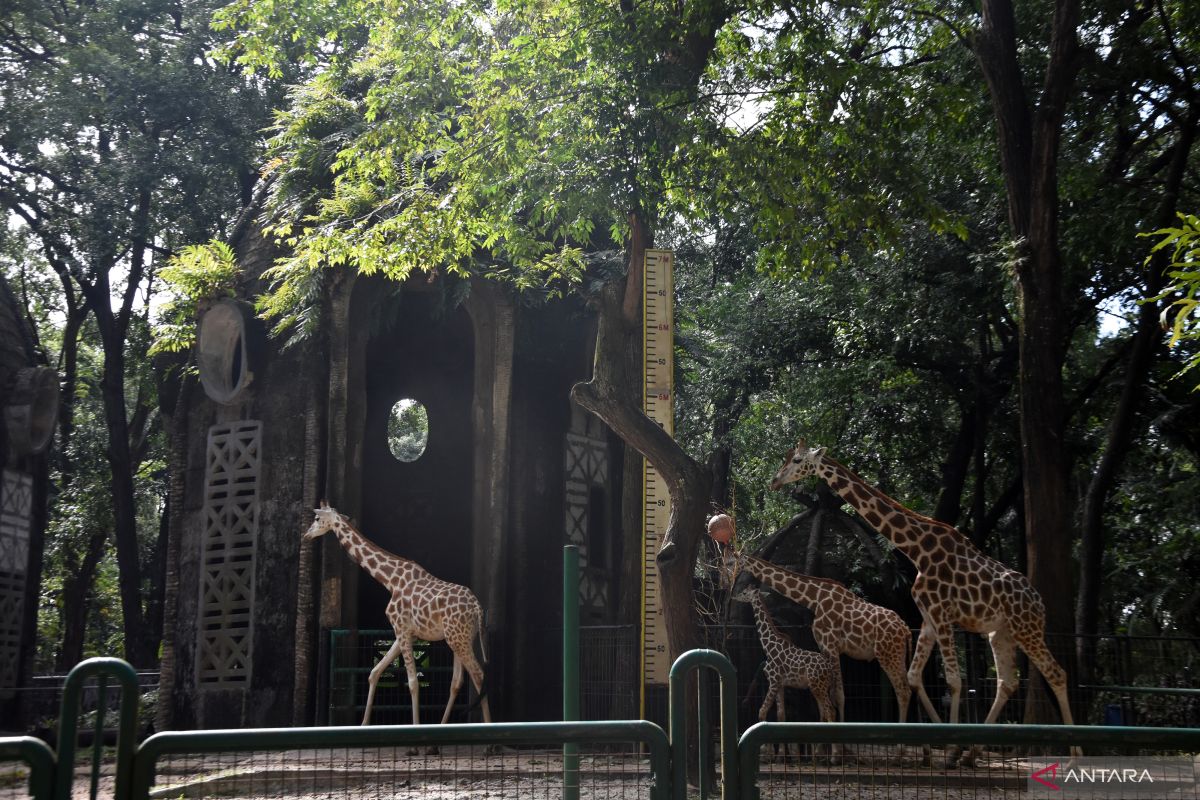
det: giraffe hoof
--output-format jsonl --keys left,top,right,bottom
{"left": 484, "top": 744, "right": 502, "bottom": 756}
{"left": 406, "top": 747, "right": 421, "bottom": 756}
{"left": 424, "top": 745, "right": 440, "bottom": 756}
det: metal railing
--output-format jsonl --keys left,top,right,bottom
{"left": 4, "top": 654, "right": 1200, "bottom": 800}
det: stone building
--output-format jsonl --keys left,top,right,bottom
{"left": 0, "top": 276, "right": 58, "bottom": 727}
{"left": 157, "top": 214, "right": 631, "bottom": 729}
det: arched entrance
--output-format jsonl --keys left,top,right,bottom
{"left": 358, "top": 288, "right": 475, "bottom": 629}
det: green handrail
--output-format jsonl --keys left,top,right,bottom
{"left": 0, "top": 736, "right": 57, "bottom": 800}
{"left": 737, "top": 722, "right": 1200, "bottom": 800}
{"left": 668, "top": 649, "right": 738, "bottom": 800}
{"left": 54, "top": 657, "right": 140, "bottom": 800}
{"left": 130, "top": 720, "right": 671, "bottom": 800}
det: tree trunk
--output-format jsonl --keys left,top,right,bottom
{"left": 55, "top": 292, "right": 86, "bottom": 460}
{"left": 94, "top": 311, "right": 151, "bottom": 667}
{"left": 708, "top": 390, "right": 741, "bottom": 510}
{"left": 973, "top": 0, "right": 1081, "bottom": 723}
{"left": 933, "top": 403, "right": 976, "bottom": 526}
{"left": 57, "top": 529, "right": 107, "bottom": 671}
{"left": 570, "top": 217, "right": 710, "bottom": 781}
{"left": 1076, "top": 108, "right": 1198, "bottom": 683}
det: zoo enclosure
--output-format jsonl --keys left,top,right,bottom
{"left": 5, "top": 652, "right": 1199, "bottom": 800}
{"left": 339, "top": 622, "right": 1194, "bottom": 729}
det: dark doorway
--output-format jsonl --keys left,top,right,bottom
{"left": 358, "top": 288, "right": 475, "bottom": 630}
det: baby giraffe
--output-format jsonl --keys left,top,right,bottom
{"left": 736, "top": 584, "right": 840, "bottom": 725}
{"left": 304, "top": 502, "right": 492, "bottom": 731}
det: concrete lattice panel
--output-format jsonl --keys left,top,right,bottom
{"left": 0, "top": 470, "right": 31, "bottom": 692}
{"left": 198, "top": 421, "right": 261, "bottom": 686}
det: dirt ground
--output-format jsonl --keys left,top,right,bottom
{"left": 4, "top": 745, "right": 1196, "bottom": 800}
{"left": 34, "top": 746, "right": 1107, "bottom": 800}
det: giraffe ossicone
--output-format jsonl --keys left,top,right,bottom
{"left": 305, "top": 502, "right": 493, "bottom": 730}
{"left": 770, "top": 440, "right": 1078, "bottom": 763}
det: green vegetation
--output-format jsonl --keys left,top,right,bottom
{"left": 2, "top": 0, "right": 1197, "bottom": 691}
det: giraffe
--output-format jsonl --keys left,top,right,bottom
{"left": 304, "top": 502, "right": 493, "bottom": 728}
{"left": 719, "top": 550, "right": 913, "bottom": 726}
{"left": 735, "top": 584, "right": 840, "bottom": 726}
{"left": 770, "top": 440, "right": 1077, "bottom": 761}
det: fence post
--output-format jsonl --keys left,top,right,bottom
{"left": 54, "top": 657, "right": 139, "bottom": 800}
{"left": 0, "top": 736, "right": 56, "bottom": 800}
{"left": 563, "top": 545, "right": 580, "bottom": 800}
{"left": 668, "top": 649, "right": 738, "bottom": 800}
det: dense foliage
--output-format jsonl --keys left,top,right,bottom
{"left": 3, "top": 0, "right": 1198, "bottom": 681}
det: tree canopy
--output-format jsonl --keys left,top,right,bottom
{"left": 3, "top": 0, "right": 1198, "bottom": 697}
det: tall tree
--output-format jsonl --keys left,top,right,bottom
{"left": 0, "top": 0, "right": 271, "bottom": 665}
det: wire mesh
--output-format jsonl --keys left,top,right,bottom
{"left": 739, "top": 725, "right": 1200, "bottom": 800}
{"left": 0, "top": 759, "right": 33, "bottom": 800}
{"left": 328, "top": 631, "right": 475, "bottom": 726}
{"left": 147, "top": 744, "right": 655, "bottom": 800}
{"left": 587, "top": 624, "right": 1200, "bottom": 728}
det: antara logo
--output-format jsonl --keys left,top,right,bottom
{"left": 1032, "top": 762, "right": 1156, "bottom": 791}
{"left": 1031, "top": 763, "right": 1060, "bottom": 790}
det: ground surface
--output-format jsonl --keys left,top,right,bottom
{"left": 4, "top": 745, "right": 1197, "bottom": 799}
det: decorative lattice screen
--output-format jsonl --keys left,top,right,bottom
{"left": 564, "top": 432, "right": 609, "bottom": 613}
{"left": 198, "top": 421, "right": 261, "bottom": 686}
{"left": 0, "top": 470, "right": 32, "bottom": 692}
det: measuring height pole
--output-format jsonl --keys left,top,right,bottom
{"left": 640, "top": 248, "right": 674, "bottom": 717}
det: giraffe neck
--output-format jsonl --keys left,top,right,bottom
{"left": 815, "top": 455, "right": 968, "bottom": 570}
{"left": 332, "top": 520, "right": 408, "bottom": 587}
{"left": 748, "top": 594, "right": 788, "bottom": 651}
{"left": 741, "top": 555, "right": 839, "bottom": 609}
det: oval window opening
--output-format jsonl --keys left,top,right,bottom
{"left": 388, "top": 399, "right": 429, "bottom": 462}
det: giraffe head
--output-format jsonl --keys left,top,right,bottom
{"left": 304, "top": 500, "right": 345, "bottom": 541}
{"left": 717, "top": 550, "right": 740, "bottom": 590}
{"left": 731, "top": 581, "right": 763, "bottom": 604}
{"left": 769, "top": 439, "right": 826, "bottom": 490}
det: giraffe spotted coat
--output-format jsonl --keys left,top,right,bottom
{"left": 304, "top": 502, "right": 493, "bottom": 727}
{"left": 737, "top": 587, "right": 840, "bottom": 724}
{"left": 770, "top": 440, "right": 1077, "bottom": 761}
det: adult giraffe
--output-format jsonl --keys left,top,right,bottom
{"left": 770, "top": 440, "right": 1076, "bottom": 759}
{"left": 304, "top": 502, "right": 493, "bottom": 728}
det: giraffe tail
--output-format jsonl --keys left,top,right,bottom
{"left": 477, "top": 607, "right": 488, "bottom": 663}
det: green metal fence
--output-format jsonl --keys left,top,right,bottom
{"left": 0, "top": 737, "right": 54, "bottom": 800}
{"left": 131, "top": 720, "right": 670, "bottom": 800}
{"left": 4, "top": 654, "right": 1200, "bottom": 800}
{"left": 738, "top": 722, "right": 1200, "bottom": 800}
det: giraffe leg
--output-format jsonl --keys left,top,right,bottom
{"left": 758, "top": 686, "right": 776, "bottom": 722}
{"left": 461, "top": 651, "right": 493, "bottom": 724}
{"left": 982, "top": 628, "right": 1019, "bottom": 724}
{"left": 1013, "top": 628, "right": 1081, "bottom": 758}
{"left": 907, "top": 621, "right": 943, "bottom": 723}
{"left": 881, "top": 647, "right": 911, "bottom": 723}
{"left": 813, "top": 675, "right": 837, "bottom": 723}
{"left": 758, "top": 684, "right": 778, "bottom": 762}
{"left": 931, "top": 622, "right": 967, "bottom": 767}
{"left": 395, "top": 641, "right": 425, "bottom": 754}
{"left": 775, "top": 688, "right": 789, "bottom": 762}
{"left": 811, "top": 674, "right": 842, "bottom": 765}
{"left": 830, "top": 657, "right": 846, "bottom": 723}
{"left": 439, "top": 657, "right": 465, "bottom": 725}
{"left": 954, "top": 628, "right": 1019, "bottom": 768}
{"left": 363, "top": 637, "right": 406, "bottom": 726}
{"left": 881, "top": 643, "right": 917, "bottom": 761}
